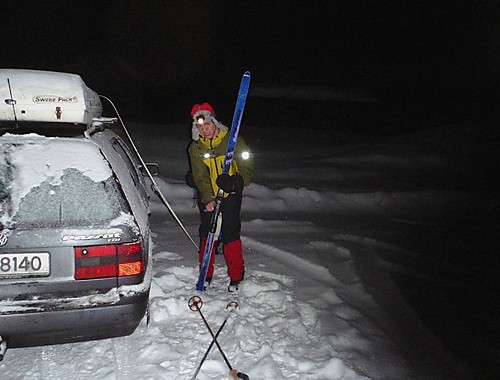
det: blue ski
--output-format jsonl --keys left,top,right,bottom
{"left": 196, "top": 71, "right": 251, "bottom": 291}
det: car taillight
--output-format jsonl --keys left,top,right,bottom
{"left": 74, "top": 242, "right": 143, "bottom": 280}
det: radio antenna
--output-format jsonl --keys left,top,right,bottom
{"left": 5, "top": 78, "right": 18, "bottom": 126}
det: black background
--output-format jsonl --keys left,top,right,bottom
{"left": 2, "top": 0, "right": 499, "bottom": 130}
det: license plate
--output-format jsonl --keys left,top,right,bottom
{"left": 0, "top": 253, "right": 50, "bottom": 277}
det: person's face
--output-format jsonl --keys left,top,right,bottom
{"left": 197, "top": 120, "right": 217, "bottom": 139}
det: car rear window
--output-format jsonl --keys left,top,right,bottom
{"left": 0, "top": 135, "right": 130, "bottom": 228}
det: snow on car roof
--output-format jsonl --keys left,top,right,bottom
{"left": 0, "top": 69, "right": 102, "bottom": 124}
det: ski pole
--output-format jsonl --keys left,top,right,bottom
{"left": 188, "top": 296, "right": 249, "bottom": 380}
{"left": 191, "top": 301, "right": 239, "bottom": 380}
{"left": 99, "top": 94, "right": 199, "bottom": 251}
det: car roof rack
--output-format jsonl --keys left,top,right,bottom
{"left": 85, "top": 117, "right": 118, "bottom": 137}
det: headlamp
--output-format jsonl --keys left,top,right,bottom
{"left": 196, "top": 115, "right": 205, "bottom": 126}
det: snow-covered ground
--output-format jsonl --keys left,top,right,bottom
{"left": 1, "top": 118, "right": 497, "bottom": 379}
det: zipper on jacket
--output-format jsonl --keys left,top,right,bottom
{"left": 210, "top": 139, "right": 221, "bottom": 176}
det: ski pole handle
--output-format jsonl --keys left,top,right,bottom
{"left": 230, "top": 369, "right": 250, "bottom": 380}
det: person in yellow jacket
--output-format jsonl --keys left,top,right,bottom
{"left": 188, "top": 102, "right": 254, "bottom": 291}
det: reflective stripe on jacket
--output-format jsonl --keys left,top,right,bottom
{"left": 188, "top": 128, "right": 254, "bottom": 205}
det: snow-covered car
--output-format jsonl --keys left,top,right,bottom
{"left": 0, "top": 69, "right": 153, "bottom": 354}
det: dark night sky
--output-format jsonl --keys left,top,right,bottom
{"left": 2, "top": 1, "right": 500, "bottom": 129}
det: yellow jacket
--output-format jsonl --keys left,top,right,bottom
{"left": 188, "top": 129, "right": 254, "bottom": 205}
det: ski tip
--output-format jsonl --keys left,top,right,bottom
{"left": 243, "top": 71, "right": 250, "bottom": 77}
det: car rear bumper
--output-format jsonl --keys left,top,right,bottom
{"left": 0, "top": 293, "right": 148, "bottom": 347}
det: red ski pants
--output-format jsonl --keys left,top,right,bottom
{"left": 198, "top": 238, "right": 244, "bottom": 281}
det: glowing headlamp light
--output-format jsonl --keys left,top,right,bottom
{"left": 196, "top": 115, "right": 206, "bottom": 126}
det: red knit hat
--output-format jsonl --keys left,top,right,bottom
{"left": 191, "top": 102, "right": 216, "bottom": 117}
{"left": 190, "top": 102, "right": 227, "bottom": 140}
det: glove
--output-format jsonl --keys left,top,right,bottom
{"left": 216, "top": 173, "right": 244, "bottom": 193}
